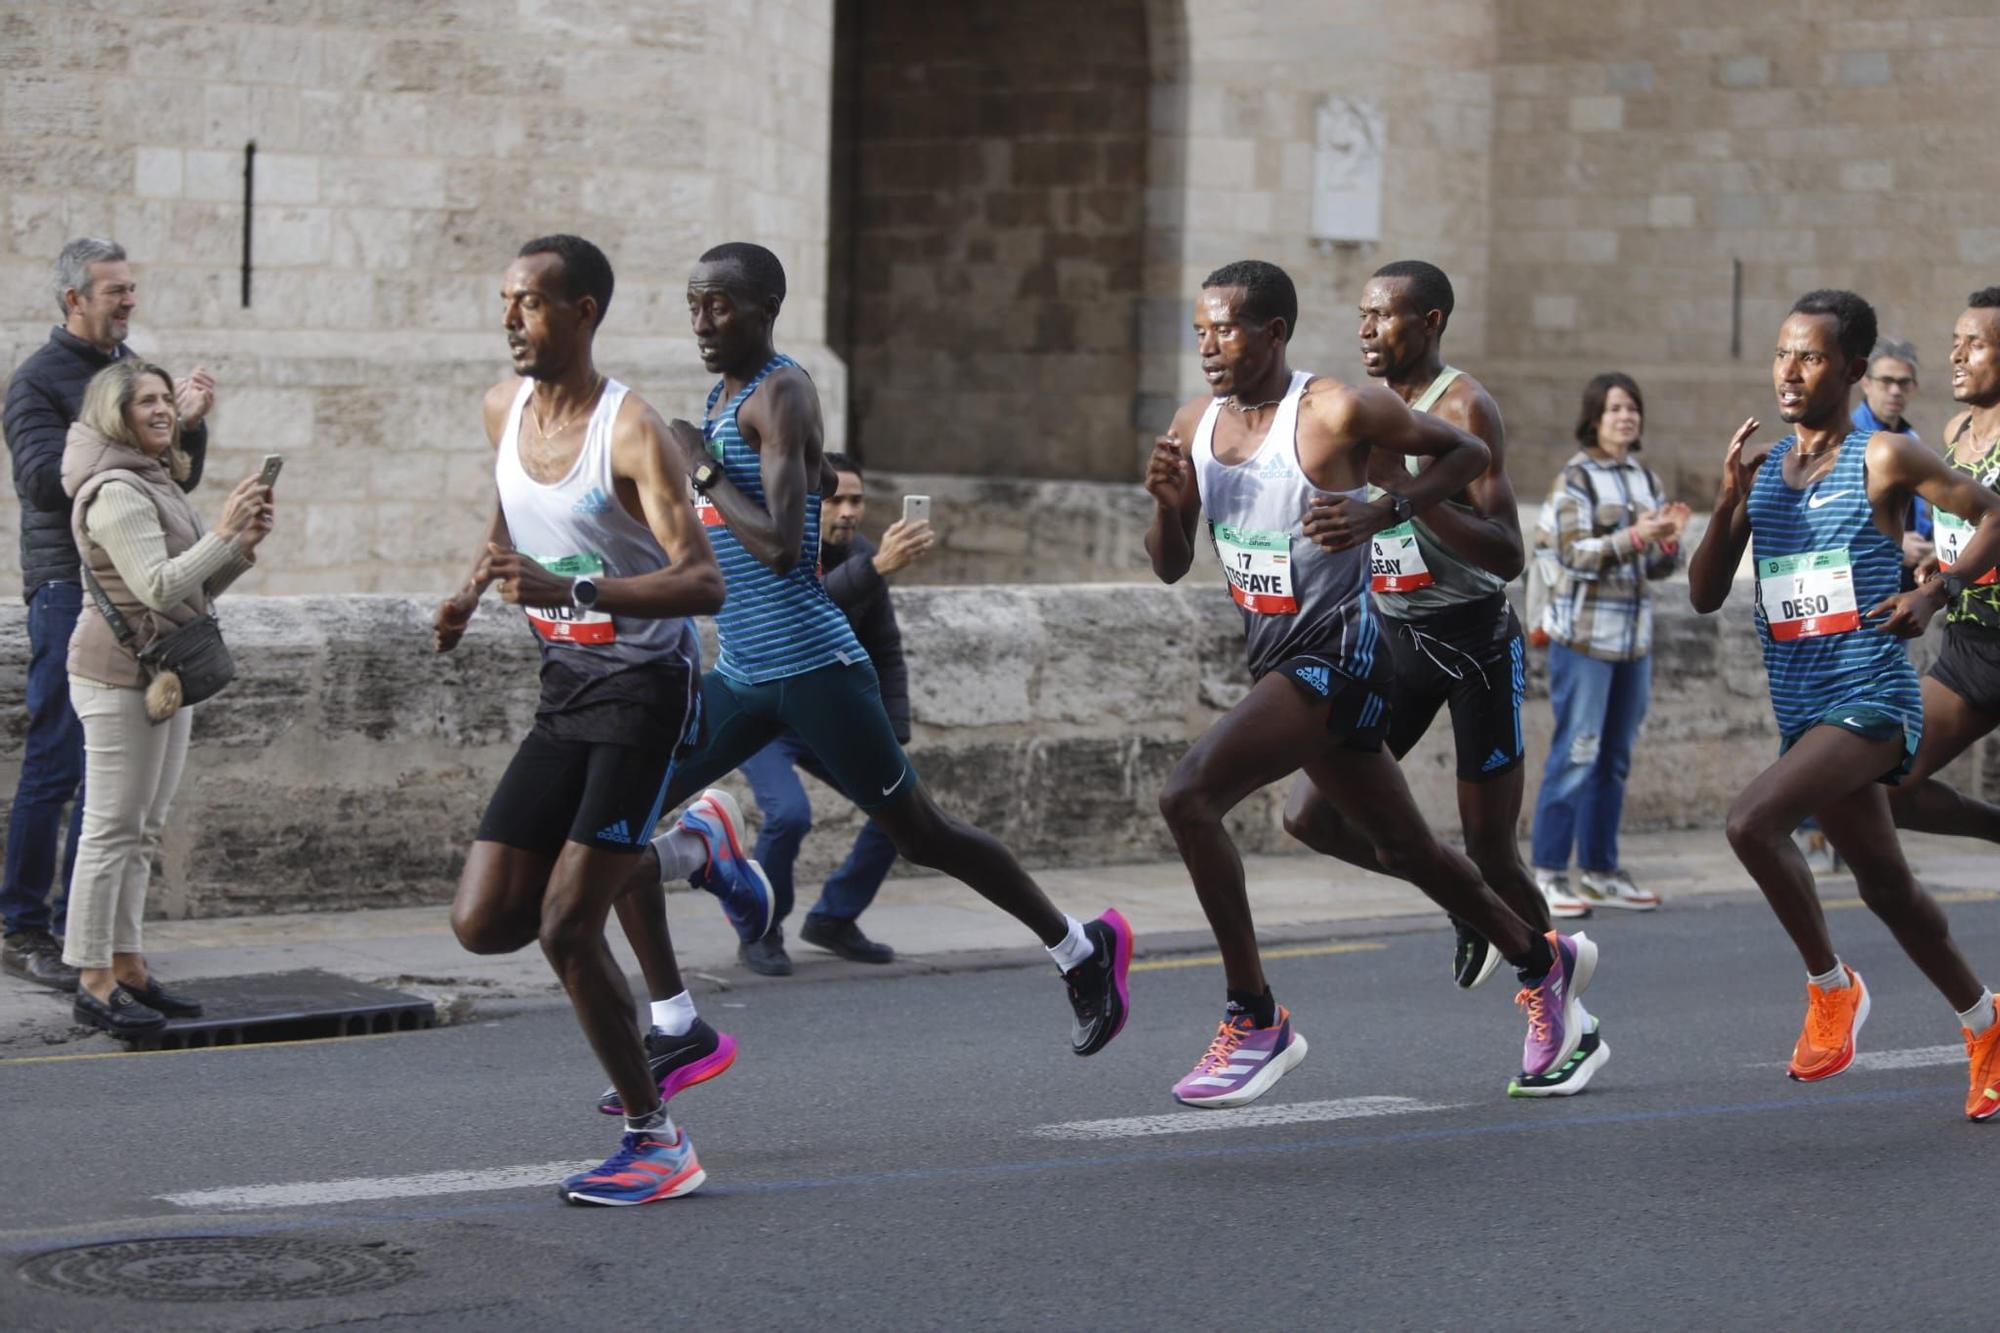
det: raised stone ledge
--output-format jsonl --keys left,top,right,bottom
{"left": 0, "top": 586, "right": 1980, "bottom": 919}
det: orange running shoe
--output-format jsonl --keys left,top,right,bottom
{"left": 1964, "top": 1015, "right": 2000, "bottom": 1122}
{"left": 1787, "top": 966, "right": 1869, "bottom": 1081}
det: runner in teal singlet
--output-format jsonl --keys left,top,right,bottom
{"left": 1688, "top": 289, "right": 2000, "bottom": 1120}
{"left": 611, "top": 242, "right": 1134, "bottom": 1060}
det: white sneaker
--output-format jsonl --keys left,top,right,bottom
{"left": 1576, "top": 868, "right": 1661, "bottom": 911}
{"left": 1534, "top": 868, "right": 1592, "bottom": 919}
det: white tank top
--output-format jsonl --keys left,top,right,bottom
{"left": 1191, "top": 369, "right": 1381, "bottom": 682}
{"left": 493, "top": 378, "right": 698, "bottom": 668}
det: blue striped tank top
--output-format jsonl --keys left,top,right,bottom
{"left": 1746, "top": 429, "right": 1921, "bottom": 743}
{"left": 700, "top": 354, "right": 864, "bottom": 684}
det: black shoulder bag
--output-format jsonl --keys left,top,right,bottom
{"left": 80, "top": 563, "right": 236, "bottom": 721}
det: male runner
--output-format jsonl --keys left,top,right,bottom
{"left": 1274, "top": 260, "right": 1602, "bottom": 1097}
{"left": 1146, "top": 259, "right": 1598, "bottom": 1109}
{"left": 604, "top": 241, "right": 1132, "bottom": 1095}
{"left": 434, "top": 235, "right": 766, "bottom": 1204}
{"left": 1687, "top": 289, "right": 2000, "bottom": 1120}
{"left": 1885, "top": 290, "right": 2000, "bottom": 845}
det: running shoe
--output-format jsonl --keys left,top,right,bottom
{"left": 1509, "top": 1007, "right": 1608, "bottom": 1097}
{"left": 1172, "top": 1006, "right": 1309, "bottom": 1108}
{"left": 1452, "top": 918, "right": 1502, "bottom": 990}
{"left": 1063, "top": 909, "right": 1133, "bottom": 1056}
{"left": 1787, "top": 966, "right": 1869, "bottom": 1082}
{"left": 1965, "top": 1013, "right": 2000, "bottom": 1122}
{"left": 596, "top": 1019, "right": 738, "bottom": 1116}
{"left": 1517, "top": 930, "right": 1598, "bottom": 1077}
{"left": 1576, "top": 868, "right": 1661, "bottom": 912}
{"left": 1533, "top": 868, "right": 1592, "bottom": 920}
{"left": 558, "top": 1130, "right": 705, "bottom": 1206}
{"left": 680, "top": 788, "right": 776, "bottom": 942}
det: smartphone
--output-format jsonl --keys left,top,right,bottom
{"left": 902, "top": 494, "right": 931, "bottom": 525}
{"left": 258, "top": 454, "right": 284, "bottom": 488}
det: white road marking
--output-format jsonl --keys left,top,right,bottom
{"left": 161, "top": 1162, "right": 599, "bottom": 1212}
{"left": 1033, "top": 1096, "right": 1461, "bottom": 1141}
{"left": 1753, "top": 1044, "right": 1965, "bottom": 1072}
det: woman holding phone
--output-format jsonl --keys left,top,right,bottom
{"left": 58, "top": 360, "right": 274, "bottom": 1036}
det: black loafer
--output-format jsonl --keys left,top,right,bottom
{"left": 74, "top": 985, "right": 167, "bottom": 1038}
{"left": 129, "top": 976, "right": 204, "bottom": 1018}
{"left": 1, "top": 932, "right": 79, "bottom": 992}
{"left": 738, "top": 930, "right": 793, "bottom": 977}
{"left": 800, "top": 914, "right": 896, "bottom": 964}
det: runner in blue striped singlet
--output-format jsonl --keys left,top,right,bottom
{"left": 1689, "top": 288, "right": 2000, "bottom": 1120}
{"left": 612, "top": 241, "right": 1135, "bottom": 1061}
{"left": 1145, "top": 259, "right": 1602, "bottom": 1109}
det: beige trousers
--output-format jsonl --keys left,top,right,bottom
{"left": 60, "top": 676, "right": 191, "bottom": 970}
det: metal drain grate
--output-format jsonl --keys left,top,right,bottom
{"left": 17, "top": 1237, "right": 418, "bottom": 1302}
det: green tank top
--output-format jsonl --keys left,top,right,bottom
{"left": 1938, "top": 416, "right": 2000, "bottom": 630}
{"left": 1367, "top": 366, "right": 1509, "bottom": 616}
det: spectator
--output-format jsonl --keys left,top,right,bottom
{"left": 1, "top": 237, "right": 213, "bottom": 992}
{"left": 1855, "top": 336, "right": 1932, "bottom": 589}
{"left": 59, "top": 361, "right": 266, "bottom": 1036}
{"left": 731, "top": 453, "right": 935, "bottom": 975}
{"left": 1530, "top": 372, "right": 1689, "bottom": 915}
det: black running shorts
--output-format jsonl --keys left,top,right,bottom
{"left": 1380, "top": 594, "right": 1526, "bottom": 783}
{"left": 1929, "top": 622, "right": 2000, "bottom": 718}
{"left": 1271, "top": 652, "right": 1391, "bottom": 751}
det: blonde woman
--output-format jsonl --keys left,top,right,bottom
{"left": 59, "top": 360, "right": 271, "bottom": 1037}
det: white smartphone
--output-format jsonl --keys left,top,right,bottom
{"left": 258, "top": 453, "right": 284, "bottom": 488}
{"left": 902, "top": 494, "right": 931, "bottom": 525}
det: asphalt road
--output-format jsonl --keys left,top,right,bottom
{"left": 3, "top": 892, "right": 1995, "bottom": 1330}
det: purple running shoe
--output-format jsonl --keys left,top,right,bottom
{"left": 1517, "top": 930, "right": 1598, "bottom": 1077}
{"left": 1171, "top": 1005, "right": 1309, "bottom": 1108}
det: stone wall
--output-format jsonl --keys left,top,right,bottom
{"left": 0, "top": 583, "right": 1979, "bottom": 921}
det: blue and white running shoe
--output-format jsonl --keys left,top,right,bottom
{"left": 680, "top": 788, "right": 776, "bottom": 942}
{"left": 559, "top": 1130, "right": 705, "bottom": 1206}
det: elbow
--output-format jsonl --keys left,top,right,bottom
{"left": 1687, "top": 580, "right": 1723, "bottom": 615}
{"left": 694, "top": 567, "right": 727, "bottom": 615}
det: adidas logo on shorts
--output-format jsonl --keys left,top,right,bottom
{"left": 1293, "top": 665, "right": 1331, "bottom": 696}
{"left": 597, "top": 819, "right": 634, "bottom": 844}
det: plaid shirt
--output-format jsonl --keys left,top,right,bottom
{"left": 1535, "top": 449, "right": 1680, "bottom": 661}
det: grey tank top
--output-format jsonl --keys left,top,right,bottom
{"left": 1368, "top": 366, "right": 1508, "bottom": 616}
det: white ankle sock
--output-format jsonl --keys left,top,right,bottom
{"left": 649, "top": 990, "right": 697, "bottom": 1036}
{"left": 1046, "top": 916, "right": 1092, "bottom": 972}
{"left": 625, "top": 1105, "right": 675, "bottom": 1137}
{"left": 1956, "top": 987, "right": 1996, "bottom": 1035}
{"left": 1808, "top": 961, "right": 1850, "bottom": 990}
{"left": 651, "top": 827, "right": 708, "bottom": 882}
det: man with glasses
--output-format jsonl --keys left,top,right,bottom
{"left": 1857, "top": 337, "right": 1932, "bottom": 585}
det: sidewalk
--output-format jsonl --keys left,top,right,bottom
{"left": 4, "top": 828, "right": 1992, "bottom": 1052}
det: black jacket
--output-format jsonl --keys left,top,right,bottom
{"left": 4, "top": 327, "right": 208, "bottom": 599}
{"left": 822, "top": 532, "right": 911, "bottom": 743}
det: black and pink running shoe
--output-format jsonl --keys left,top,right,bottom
{"left": 1064, "top": 909, "right": 1133, "bottom": 1056}
{"left": 597, "top": 1019, "right": 739, "bottom": 1116}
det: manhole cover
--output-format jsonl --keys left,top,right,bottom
{"left": 18, "top": 1237, "right": 417, "bottom": 1302}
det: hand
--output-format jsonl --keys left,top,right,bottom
{"left": 175, "top": 365, "right": 215, "bottom": 427}
{"left": 1902, "top": 531, "right": 1935, "bottom": 569}
{"left": 1302, "top": 493, "right": 1395, "bottom": 553}
{"left": 872, "top": 518, "right": 935, "bottom": 575}
{"left": 217, "top": 473, "right": 271, "bottom": 539}
{"left": 1915, "top": 550, "right": 1941, "bottom": 583}
{"left": 1629, "top": 509, "right": 1679, "bottom": 547}
{"left": 432, "top": 585, "right": 480, "bottom": 653}
{"left": 1865, "top": 584, "right": 1946, "bottom": 639}
{"left": 237, "top": 494, "right": 275, "bottom": 553}
{"left": 1716, "top": 417, "right": 1761, "bottom": 511}
{"left": 665, "top": 418, "right": 709, "bottom": 464}
{"left": 1660, "top": 500, "right": 1694, "bottom": 537}
{"left": 480, "top": 543, "right": 573, "bottom": 608}
{"left": 1144, "top": 433, "right": 1189, "bottom": 507}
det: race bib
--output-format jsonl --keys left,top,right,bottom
{"left": 694, "top": 493, "right": 725, "bottom": 528}
{"left": 523, "top": 552, "right": 615, "bottom": 645}
{"left": 1758, "top": 549, "right": 1859, "bottom": 641}
{"left": 1214, "top": 523, "right": 1297, "bottom": 614}
{"left": 1370, "top": 522, "right": 1434, "bottom": 593}
{"left": 1934, "top": 509, "right": 1997, "bottom": 585}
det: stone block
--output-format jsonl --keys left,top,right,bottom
{"left": 1649, "top": 193, "right": 1697, "bottom": 227}
{"left": 1606, "top": 60, "right": 1654, "bottom": 93}
{"left": 1531, "top": 294, "right": 1577, "bottom": 329}
{"left": 1718, "top": 55, "right": 1769, "bottom": 88}
{"left": 134, "top": 147, "right": 184, "bottom": 199}
{"left": 1834, "top": 51, "right": 1892, "bottom": 86}
{"left": 1568, "top": 95, "right": 1623, "bottom": 132}
{"left": 1840, "top": 160, "right": 1893, "bottom": 193}
{"left": 251, "top": 207, "right": 333, "bottom": 267}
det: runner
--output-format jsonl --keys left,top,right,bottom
{"left": 1687, "top": 288, "right": 2000, "bottom": 1121}
{"left": 1146, "top": 259, "right": 1599, "bottom": 1109}
{"left": 1274, "top": 260, "right": 1602, "bottom": 1096}
{"left": 1886, "top": 289, "right": 2000, "bottom": 845}
{"left": 605, "top": 241, "right": 1132, "bottom": 1085}
{"left": 434, "top": 235, "right": 766, "bottom": 1205}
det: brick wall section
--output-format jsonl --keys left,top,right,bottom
{"left": 839, "top": 0, "right": 1153, "bottom": 482}
{"left": 0, "top": 0, "right": 843, "bottom": 594}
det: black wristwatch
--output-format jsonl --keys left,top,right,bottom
{"left": 1931, "top": 570, "right": 1967, "bottom": 604}
{"left": 691, "top": 459, "right": 724, "bottom": 495}
{"left": 570, "top": 575, "right": 599, "bottom": 610}
{"left": 1381, "top": 491, "right": 1414, "bottom": 524}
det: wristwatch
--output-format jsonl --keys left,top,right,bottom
{"left": 690, "top": 459, "right": 724, "bottom": 495}
{"left": 569, "top": 575, "right": 599, "bottom": 610}
{"left": 1381, "top": 491, "right": 1414, "bottom": 524}
{"left": 1931, "top": 570, "right": 1967, "bottom": 604}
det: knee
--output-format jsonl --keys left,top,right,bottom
{"left": 1369, "top": 828, "right": 1434, "bottom": 881}
{"left": 1158, "top": 771, "right": 1219, "bottom": 832}
{"left": 1562, "top": 729, "right": 1602, "bottom": 772}
{"left": 1854, "top": 872, "right": 1925, "bottom": 923}
{"left": 451, "top": 901, "right": 529, "bottom": 956}
{"left": 1723, "top": 802, "right": 1773, "bottom": 860}
{"left": 1466, "top": 831, "right": 1525, "bottom": 882}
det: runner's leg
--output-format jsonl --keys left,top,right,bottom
{"left": 541, "top": 839, "right": 660, "bottom": 1117}
{"left": 1461, "top": 766, "right": 1553, "bottom": 934}
{"left": 1885, "top": 674, "right": 2000, "bottom": 842}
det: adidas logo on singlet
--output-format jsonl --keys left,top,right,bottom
{"left": 572, "top": 486, "right": 613, "bottom": 516}
{"left": 1257, "top": 453, "right": 1290, "bottom": 480}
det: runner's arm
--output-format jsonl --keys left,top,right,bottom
{"left": 597, "top": 406, "right": 725, "bottom": 618}
{"left": 1144, "top": 399, "right": 1205, "bottom": 583}
{"left": 1688, "top": 419, "right": 1764, "bottom": 614}
{"left": 692, "top": 369, "right": 821, "bottom": 575}
{"left": 1300, "top": 384, "right": 1488, "bottom": 553}
{"left": 433, "top": 382, "right": 519, "bottom": 652}
{"left": 1865, "top": 430, "right": 2000, "bottom": 635}
{"left": 1384, "top": 388, "right": 1524, "bottom": 580}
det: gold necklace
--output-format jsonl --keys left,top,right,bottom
{"left": 530, "top": 374, "right": 603, "bottom": 442}
{"left": 1224, "top": 394, "right": 1283, "bottom": 414}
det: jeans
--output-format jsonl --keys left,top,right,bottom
{"left": 1531, "top": 642, "right": 1652, "bottom": 874}
{"left": 2, "top": 582, "right": 85, "bottom": 937}
{"left": 738, "top": 731, "right": 900, "bottom": 933}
